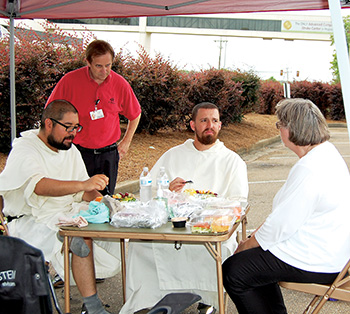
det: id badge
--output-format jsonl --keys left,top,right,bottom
{"left": 90, "top": 109, "right": 104, "bottom": 120}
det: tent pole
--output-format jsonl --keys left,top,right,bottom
{"left": 329, "top": 0, "right": 350, "bottom": 141}
{"left": 10, "top": 15, "right": 16, "bottom": 143}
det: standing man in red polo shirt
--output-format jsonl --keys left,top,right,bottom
{"left": 46, "top": 40, "right": 141, "bottom": 195}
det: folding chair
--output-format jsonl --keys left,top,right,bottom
{"left": 147, "top": 293, "right": 201, "bottom": 314}
{"left": 238, "top": 202, "right": 250, "bottom": 242}
{"left": 279, "top": 257, "right": 350, "bottom": 314}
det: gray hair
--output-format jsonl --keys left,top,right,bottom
{"left": 275, "top": 98, "right": 330, "bottom": 146}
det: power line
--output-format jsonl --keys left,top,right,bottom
{"left": 214, "top": 37, "right": 228, "bottom": 69}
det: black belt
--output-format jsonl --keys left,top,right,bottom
{"left": 7, "top": 215, "right": 24, "bottom": 223}
{"left": 76, "top": 143, "right": 117, "bottom": 155}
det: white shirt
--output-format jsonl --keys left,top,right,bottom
{"left": 150, "top": 139, "right": 248, "bottom": 200}
{"left": 256, "top": 141, "right": 350, "bottom": 273}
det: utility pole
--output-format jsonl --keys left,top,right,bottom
{"left": 214, "top": 37, "right": 228, "bottom": 69}
{"left": 280, "top": 68, "right": 299, "bottom": 81}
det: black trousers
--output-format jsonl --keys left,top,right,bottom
{"left": 77, "top": 146, "right": 119, "bottom": 195}
{"left": 222, "top": 247, "right": 339, "bottom": 314}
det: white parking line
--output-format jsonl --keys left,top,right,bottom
{"left": 249, "top": 180, "right": 286, "bottom": 184}
{"left": 270, "top": 154, "right": 350, "bottom": 159}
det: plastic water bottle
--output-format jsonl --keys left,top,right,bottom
{"left": 156, "top": 166, "right": 169, "bottom": 190}
{"left": 155, "top": 167, "right": 172, "bottom": 218}
{"left": 140, "top": 167, "right": 152, "bottom": 203}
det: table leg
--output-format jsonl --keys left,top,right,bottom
{"left": 206, "top": 242, "right": 225, "bottom": 313}
{"left": 215, "top": 242, "right": 225, "bottom": 314}
{"left": 63, "top": 236, "right": 71, "bottom": 313}
{"left": 241, "top": 216, "right": 248, "bottom": 241}
{"left": 120, "top": 239, "right": 126, "bottom": 303}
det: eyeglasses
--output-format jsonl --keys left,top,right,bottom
{"left": 50, "top": 118, "right": 83, "bottom": 133}
{"left": 275, "top": 121, "right": 284, "bottom": 130}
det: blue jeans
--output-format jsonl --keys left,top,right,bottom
{"left": 222, "top": 247, "right": 338, "bottom": 314}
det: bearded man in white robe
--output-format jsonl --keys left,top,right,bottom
{"left": 121, "top": 102, "right": 249, "bottom": 314}
{"left": 0, "top": 100, "right": 119, "bottom": 314}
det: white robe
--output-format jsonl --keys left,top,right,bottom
{"left": 121, "top": 139, "right": 248, "bottom": 312}
{"left": 0, "top": 130, "right": 120, "bottom": 280}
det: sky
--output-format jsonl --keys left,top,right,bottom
{"left": 96, "top": 31, "right": 335, "bottom": 82}
{"left": 90, "top": 9, "right": 350, "bottom": 83}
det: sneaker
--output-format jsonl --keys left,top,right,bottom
{"left": 198, "top": 302, "right": 216, "bottom": 314}
{"left": 81, "top": 303, "right": 88, "bottom": 314}
{"left": 82, "top": 303, "right": 113, "bottom": 314}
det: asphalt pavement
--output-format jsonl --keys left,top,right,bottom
{"left": 54, "top": 125, "right": 350, "bottom": 314}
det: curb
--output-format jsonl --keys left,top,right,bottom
{"left": 115, "top": 122, "right": 347, "bottom": 193}
{"left": 115, "top": 135, "right": 282, "bottom": 194}
{"left": 115, "top": 179, "right": 139, "bottom": 194}
{"left": 237, "top": 135, "right": 281, "bottom": 156}
{"left": 328, "top": 123, "right": 347, "bottom": 128}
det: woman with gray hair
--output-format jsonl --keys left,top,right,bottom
{"left": 222, "top": 98, "right": 350, "bottom": 314}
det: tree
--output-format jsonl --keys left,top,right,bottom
{"left": 0, "top": 21, "right": 93, "bottom": 152}
{"left": 330, "top": 15, "right": 350, "bottom": 84}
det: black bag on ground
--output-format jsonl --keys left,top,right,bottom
{"left": 147, "top": 293, "right": 201, "bottom": 314}
{"left": 0, "top": 236, "right": 53, "bottom": 314}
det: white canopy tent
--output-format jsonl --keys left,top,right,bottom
{"left": 0, "top": 0, "right": 349, "bottom": 142}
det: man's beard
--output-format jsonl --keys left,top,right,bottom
{"left": 196, "top": 128, "right": 218, "bottom": 145}
{"left": 47, "top": 134, "right": 74, "bottom": 150}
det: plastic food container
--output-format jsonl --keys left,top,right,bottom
{"left": 207, "top": 200, "right": 243, "bottom": 220}
{"left": 188, "top": 208, "right": 237, "bottom": 233}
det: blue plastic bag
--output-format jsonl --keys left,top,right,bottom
{"left": 74, "top": 201, "right": 109, "bottom": 223}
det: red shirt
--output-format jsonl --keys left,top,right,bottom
{"left": 46, "top": 66, "right": 141, "bottom": 149}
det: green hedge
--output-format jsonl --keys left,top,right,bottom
{"left": 0, "top": 24, "right": 261, "bottom": 152}
{"left": 0, "top": 23, "right": 345, "bottom": 153}
{"left": 258, "top": 80, "right": 344, "bottom": 120}
{"left": 0, "top": 22, "right": 88, "bottom": 152}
